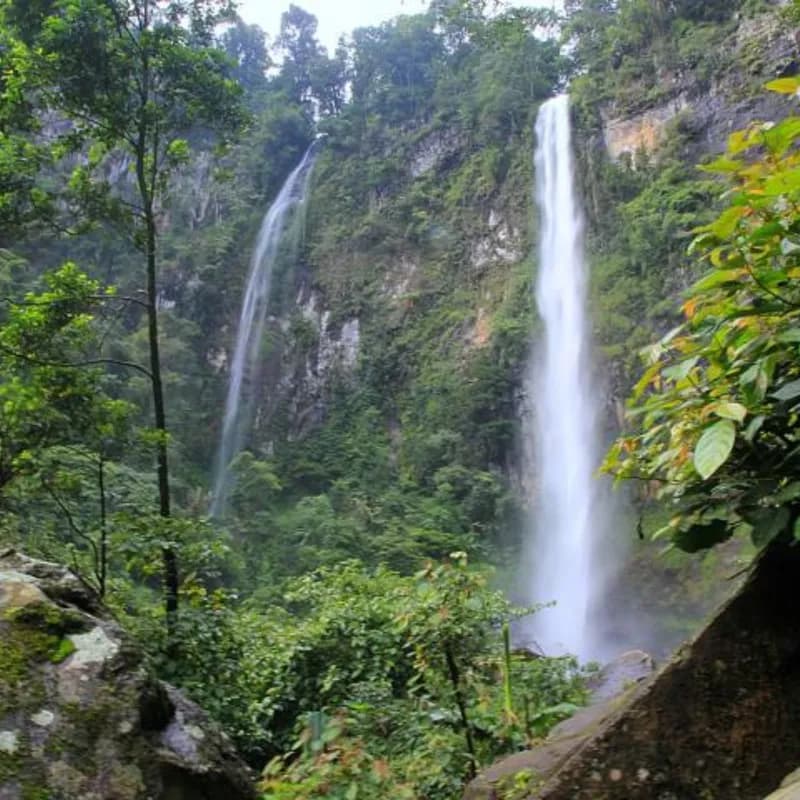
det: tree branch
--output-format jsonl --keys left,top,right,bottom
{"left": 0, "top": 342, "right": 153, "bottom": 380}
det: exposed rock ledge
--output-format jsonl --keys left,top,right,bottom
{"left": 0, "top": 549, "right": 256, "bottom": 800}
{"left": 465, "top": 543, "right": 800, "bottom": 800}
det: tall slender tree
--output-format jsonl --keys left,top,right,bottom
{"left": 3, "top": 0, "right": 246, "bottom": 624}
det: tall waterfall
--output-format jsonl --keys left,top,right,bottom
{"left": 210, "top": 143, "right": 319, "bottom": 517}
{"left": 526, "top": 95, "right": 603, "bottom": 660}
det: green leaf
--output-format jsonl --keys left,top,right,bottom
{"left": 777, "top": 329, "right": 800, "bottom": 344}
{"left": 765, "top": 171, "right": 800, "bottom": 197}
{"left": 663, "top": 356, "right": 699, "bottom": 382}
{"left": 748, "top": 507, "right": 790, "bottom": 548}
{"left": 765, "top": 77, "right": 800, "bottom": 95}
{"left": 743, "top": 415, "right": 765, "bottom": 443}
{"left": 700, "top": 156, "right": 743, "bottom": 174}
{"left": 728, "top": 128, "right": 756, "bottom": 155}
{"left": 763, "top": 118, "right": 800, "bottom": 157}
{"left": 771, "top": 379, "right": 800, "bottom": 402}
{"left": 712, "top": 402, "right": 747, "bottom": 423}
{"left": 693, "top": 420, "right": 736, "bottom": 480}
{"left": 776, "top": 482, "right": 800, "bottom": 504}
{"left": 710, "top": 206, "right": 747, "bottom": 239}
{"left": 794, "top": 517, "right": 800, "bottom": 542}
{"left": 741, "top": 359, "right": 771, "bottom": 403}
{"left": 689, "top": 268, "right": 744, "bottom": 294}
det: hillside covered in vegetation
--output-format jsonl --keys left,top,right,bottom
{"left": 1, "top": 0, "right": 799, "bottom": 797}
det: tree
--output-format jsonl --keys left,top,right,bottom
{"left": 603, "top": 83, "right": 800, "bottom": 555}
{"left": 0, "top": 12, "right": 53, "bottom": 243}
{"left": 275, "top": 5, "right": 346, "bottom": 116}
{"left": 5, "top": 0, "right": 246, "bottom": 622}
{"left": 222, "top": 17, "right": 271, "bottom": 97}
{"left": 0, "top": 263, "right": 134, "bottom": 593}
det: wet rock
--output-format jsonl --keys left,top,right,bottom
{"left": 0, "top": 549, "right": 256, "bottom": 800}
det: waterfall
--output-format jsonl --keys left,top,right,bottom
{"left": 525, "top": 94, "right": 604, "bottom": 660}
{"left": 210, "top": 142, "right": 319, "bottom": 517}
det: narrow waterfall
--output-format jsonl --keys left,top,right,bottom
{"left": 526, "top": 95, "right": 603, "bottom": 660}
{"left": 210, "top": 143, "right": 319, "bottom": 517}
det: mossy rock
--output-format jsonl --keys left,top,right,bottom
{"left": 0, "top": 550, "right": 256, "bottom": 800}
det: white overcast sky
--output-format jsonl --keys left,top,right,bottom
{"left": 236, "top": 0, "right": 429, "bottom": 53}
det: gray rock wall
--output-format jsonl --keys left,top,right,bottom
{"left": 0, "top": 549, "right": 256, "bottom": 800}
{"left": 467, "top": 544, "right": 800, "bottom": 800}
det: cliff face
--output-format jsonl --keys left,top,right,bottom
{"left": 157, "top": 2, "right": 794, "bottom": 593}
{"left": 230, "top": 4, "right": 793, "bottom": 487}
{"left": 601, "top": 7, "right": 797, "bottom": 164}
{"left": 23, "top": 1, "right": 787, "bottom": 586}
{"left": 246, "top": 123, "right": 531, "bottom": 458}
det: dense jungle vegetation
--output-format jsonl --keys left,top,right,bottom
{"left": 1, "top": 0, "right": 798, "bottom": 796}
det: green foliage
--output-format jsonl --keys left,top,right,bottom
{"left": 565, "top": 0, "right": 746, "bottom": 112}
{"left": 604, "top": 86, "right": 800, "bottom": 554}
{"left": 0, "top": 264, "right": 131, "bottom": 489}
{"left": 193, "top": 557, "right": 585, "bottom": 799}
{"left": 0, "top": 3, "right": 760, "bottom": 798}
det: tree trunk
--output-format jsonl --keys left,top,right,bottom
{"left": 136, "top": 108, "right": 178, "bottom": 629}
{"left": 145, "top": 210, "right": 179, "bottom": 623}
{"left": 98, "top": 454, "right": 107, "bottom": 598}
{"left": 445, "top": 644, "right": 477, "bottom": 779}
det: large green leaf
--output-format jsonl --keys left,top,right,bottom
{"left": 746, "top": 507, "right": 790, "bottom": 548}
{"left": 689, "top": 268, "right": 744, "bottom": 293}
{"left": 712, "top": 402, "right": 747, "bottom": 423}
{"left": 771, "top": 379, "right": 800, "bottom": 402}
{"left": 693, "top": 420, "right": 736, "bottom": 480}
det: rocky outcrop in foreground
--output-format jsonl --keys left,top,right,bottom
{"left": 464, "top": 650, "right": 655, "bottom": 800}
{"left": 466, "top": 543, "right": 800, "bottom": 800}
{"left": 0, "top": 549, "right": 256, "bottom": 800}
{"left": 765, "top": 768, "right": 800, "bottom": 800}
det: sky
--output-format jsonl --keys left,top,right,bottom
{"left": 236, "top": 0, "right": 430, "bottom": 53}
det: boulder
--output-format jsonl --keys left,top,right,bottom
{"left": 464, "top": 650, "right": 655, "bottom": 800}
{"left": 764, "top": 768, "right": 800, "bottom": 800}
{"left": 465, "top": 543, "right": 800, "bottom": 800}
{"left": 0, "top": 548, "right": 256, "bottom": 800}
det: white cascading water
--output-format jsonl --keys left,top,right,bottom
{"left": 210, "top": 143, "right": 319, "bottom": 517}
{"left": 526, "top": 94, "right": 602, "bottom": 660}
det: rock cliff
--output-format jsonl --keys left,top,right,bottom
{"left": 465, "top": 544, "right": 800, "bottom": 800}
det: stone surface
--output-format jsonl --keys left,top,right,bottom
{"left": 765, "top": 768, "right": 800, "bottom": 800}
{"left": 464, "top": 650, "right": 655, "bottom": 800}
{"left": 602, "top": 5, "right": 798, "bottom": 164}
{"left": 0, "top": 548, "right": 256, "bottom": 800}
{"left": 603, "top": 96, "right": 689, "bottom": 162}
{"left": 466, "top": 544, "right": 800, "bottom": 800}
